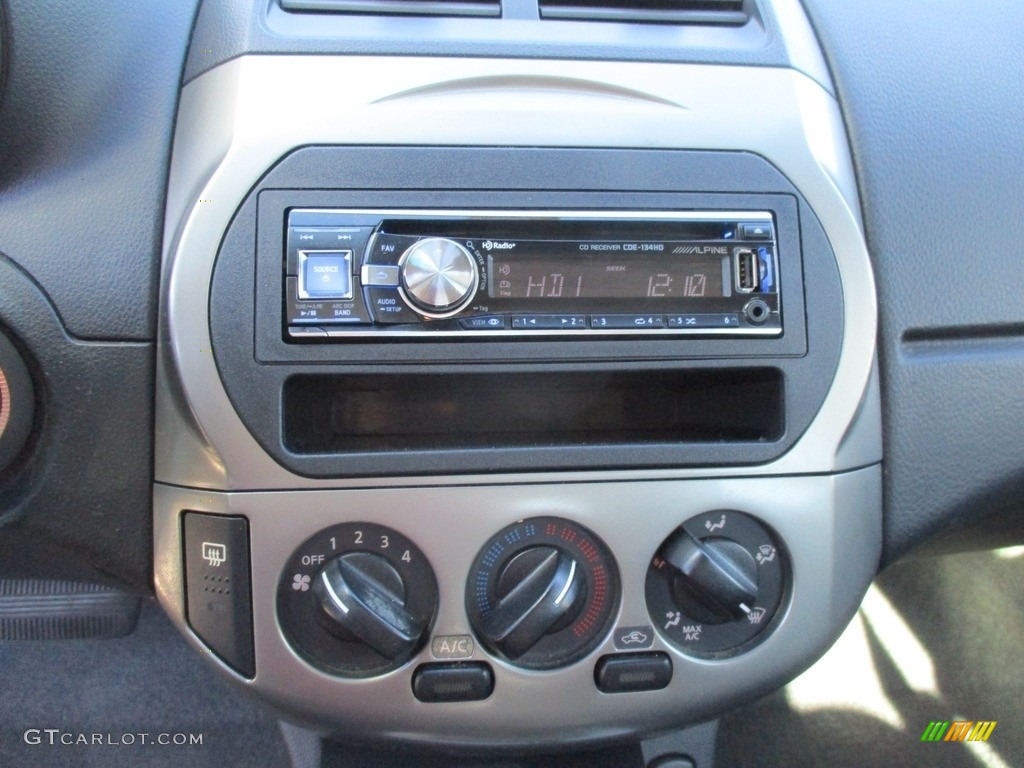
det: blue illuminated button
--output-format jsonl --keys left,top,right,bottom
{"left": 299, "top": 251, "right": 353, "bottom": 300}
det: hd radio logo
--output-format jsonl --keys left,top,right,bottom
{"left": 920, "top": 720, "right": 997, "bottom": 743}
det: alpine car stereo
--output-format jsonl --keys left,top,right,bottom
{"left": 284, "top": 210, "right": 781, "bottom": 339}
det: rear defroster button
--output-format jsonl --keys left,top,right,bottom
{"left": 183, "top": 512, "right": 254, "bottom": 678}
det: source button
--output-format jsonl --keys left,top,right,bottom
{"left": 299, "top": 251, "right": 353, "bottom": 300}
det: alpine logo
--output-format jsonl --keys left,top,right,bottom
{"left": 672, "top": 246, "right": 729, "bottom": 255}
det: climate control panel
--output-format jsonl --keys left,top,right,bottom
{"left": 157, "top": 470, "right": 880, "bottom": 743}
{"left": 269, "top": 511, "right": 789, "bottom": 688}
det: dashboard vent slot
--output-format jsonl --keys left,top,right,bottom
{"left": 538, "top": 0, "right": 747, "bottom": 24}
{"left": 280, "top": 0, "right": 500, "bottom": 17}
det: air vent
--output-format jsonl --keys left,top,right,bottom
{"left": 280, "top": 0, "right": 500, "bottom": 17}
{"left": 538, "top": 0, "right": 747, "bottom": 25}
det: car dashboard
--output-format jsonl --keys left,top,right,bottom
{"left": 0, "top": 0, "right": 1021, "bottom": 765}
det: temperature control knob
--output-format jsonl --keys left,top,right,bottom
{"left": 399, "top": 237, "right": 479, "bottom": 316}
{"left": 480, "top": 545, "right": 583, "bottom": 660}
{"left": 646, "top": 511, "right": 786, "bottom": 657}
{"left": 277, "top": 523, "right": 437, "bottom": 678}
{"left": 467, "top": 518, "right": 619, "bottom": 670}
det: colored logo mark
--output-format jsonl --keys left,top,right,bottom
{"left": 921, "top": 721, "right": 997, "bottom": 743}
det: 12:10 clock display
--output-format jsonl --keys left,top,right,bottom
{"left": 487, "top": 254, "right": 728, "bottom": 300}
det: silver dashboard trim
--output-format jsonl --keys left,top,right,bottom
{"left": 157, "top": 56, "right": 876, "bottom": 490}
{"left": 155, "top": 1, "right": 881, "bottom": 741}
{"left": 154, "top": 466, "right": 882, "bottom": 743}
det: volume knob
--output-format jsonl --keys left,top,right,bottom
{"left": 399, "top": 238, "right": 478, "bottom": 316}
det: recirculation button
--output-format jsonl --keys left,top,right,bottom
{"left": 594, "top": 652, "right": 672, "bottom": 694}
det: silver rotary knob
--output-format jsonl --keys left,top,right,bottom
{"left": 398, "top": 238, "right": 479, "bottom": 317}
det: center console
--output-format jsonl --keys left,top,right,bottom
{"left": 154, "top": 0, "right": 880, "bottom": 749}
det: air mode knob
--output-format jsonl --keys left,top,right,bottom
{"left": 646, "top": 511, "right": 786, "bottom": 657}
{"left": 659, "top": 533, "right": 758, "bottom": 625}
{"left": 399, "top": 238, "right": 479, "bottom": 316}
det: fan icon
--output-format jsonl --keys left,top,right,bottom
{"left": 292, "top": 573, "right": 311, "bottom": 592}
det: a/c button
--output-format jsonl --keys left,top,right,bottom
{"left": 413, "top": 663, "right": 494, "bottom": 703}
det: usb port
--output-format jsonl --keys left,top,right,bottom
{"left": 735, "top": 248, "right": 759, "bottom": 293}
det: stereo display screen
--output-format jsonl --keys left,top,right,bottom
{"left": 488, "top": 248, "right": 728, "bottom": 300}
